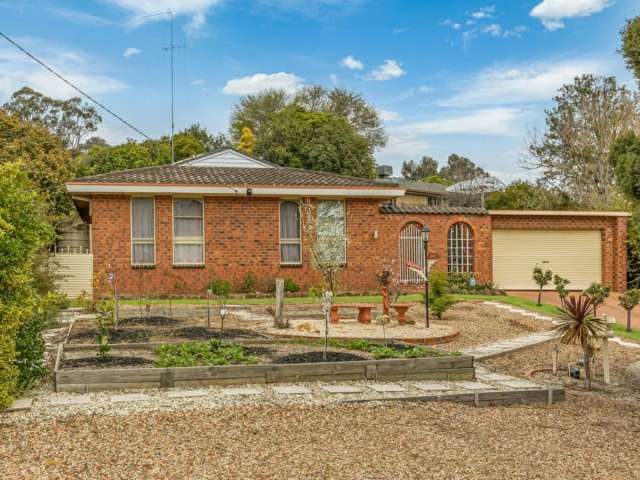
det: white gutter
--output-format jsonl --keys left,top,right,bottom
{"left": 66, "top": 184, "right": 406, "bottom": 198}
{"left": 489, "top": 210, "right": 631, "bottom": 217}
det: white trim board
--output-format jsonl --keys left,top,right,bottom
{"left": 66, "top": 184, "right": 405, "bottom": 198}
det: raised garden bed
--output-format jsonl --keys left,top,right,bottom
{"left": 55, "top": 339, "right": 474, "bottom": 393}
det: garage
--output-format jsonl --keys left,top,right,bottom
{"left": 492, "top": 229, "right": 602, "bottom": 290}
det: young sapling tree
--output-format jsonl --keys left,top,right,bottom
{"left": 533, "top": 267, "right": 553, "bottom": 306}
{"left": 553, "top": 274, "right": 571, "bottom": 308}
{"left": 209, "top": 278, "right": 231, "bottom": 337}
{"left": 584, "top": 283, "right": 611, "bottom": 317}
{"left": 619, "top": 288, "right": 640, "bottom": 332}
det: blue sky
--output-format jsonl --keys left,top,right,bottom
{"left": 0, "top": 0, "right": 637, "bottom": 181}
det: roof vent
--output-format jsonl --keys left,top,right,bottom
{"left": 376, "top": 165, "right": 393, "bottom": 179}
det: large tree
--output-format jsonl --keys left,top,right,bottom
{"left": 439, "top": 153, "right": 487, "bottom": 184}
{"left": 526, "top": 74, "right": 640, "bottom": 209}
{"left": 0, "top": 109, "right": 73, "bottom": 227}
{"left": 255, "top": 105, "right": 375, "bottom": 178}
{"left": 401, "top": 156, "right": 438, "bottom": 180}
{"left": 3, "top": 87, "right": 101, "bottom": 151}
{"left": 485, "top": 181, "right": 576, "bottom": 210}
{"left": 230, "top": 89, "right": 288, "bottom": 144}
{"left": 621, "top": 16, "right": 640, "bottom": 83}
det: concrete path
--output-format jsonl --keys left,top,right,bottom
{"left": 462, "top": 331, "right": 557, "bottom": 360}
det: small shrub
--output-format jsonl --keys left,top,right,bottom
{"left": 553, "top": 274, "right": 571, "bottom": 307}
{"left": 584, "top": 283, "right": 611, "bottom": 316}
{"left": 239, "top": 272, "right": 257, "bottom": 294}
{"left": 208, "top": 278, "right": 231, "bottom": 297}
{"left": 426, "top": 271, "right": 453, "bottom": 318}
{"left": 284, "top": 278, "right": 300, "bottom": 293}
{"left": 533, "top": 267, "right": 553, "bottom": 306}
{"left": 154, "top": 341, "right": 257, "bottom": 367}
{"left": 95, "top": 301, "right": 114, "bottom": 359}
{"left": 430, "top": 296, "right": 453, "bottom": 319}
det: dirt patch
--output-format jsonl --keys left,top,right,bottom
{"left": 118, "top": 316, "right": 181, "bottom": 327}
{"left": 172, "top": 327, "right": 267, "bottom": 340}
{"left": 62, "top": 356, "right": 153, "bottom": 369}
{"left": 68, "top": 328, "right": 152, "bottom": 344}
{"left": 274, "top": 351, "right": 368, "bottom": 363}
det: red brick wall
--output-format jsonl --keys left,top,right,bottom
{"left": 491, "top": 215, "right": 628, "bottom": 291}
{"left": 91, "top": 195, "right": 492, "bottom": 296}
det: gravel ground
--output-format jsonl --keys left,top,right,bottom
{"left": 2, "top": 393, "right": 639, "bottom": 479}
{"left": 484, "top": 338, "right": 640, "bottom": 401}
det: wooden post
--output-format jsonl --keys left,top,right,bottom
{"left": 275, "top": 278, "right": 285, "bottom": 328}
{"left": 602, "top": 337, "right": 610, "bottom": 385}
{"left": 552, "top": 345, "right": 558, "bottom": 375}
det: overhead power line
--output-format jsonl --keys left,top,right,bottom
{"left": 0, "top": 30, "right": 151, "bottom": 140}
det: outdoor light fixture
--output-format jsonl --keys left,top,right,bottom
{"left": 421, "top": 226, "right": 431, "bottom": 329}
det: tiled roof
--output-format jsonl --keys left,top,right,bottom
{"left": 379, "top": 204, "right": 488, "bottom": 215}
{"left": 69, "top": 165, "right": 395, "bottom": 188}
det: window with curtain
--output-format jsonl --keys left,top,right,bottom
{"left": 173, "top": 198, "right": 204, "bottom": 265}
{"left": 317, "top": 200, "right": 346, "bottom": 264}
{"left": 447, "top": 222, "right": 474, "bottom": 273}
{"left": 131, "top": 197, "right": 155, "bottom": 265}
{"left": 280, "top": 201, "right": 301, "bottom": 264}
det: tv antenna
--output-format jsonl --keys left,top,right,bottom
{"left": 144, "top": 10, "right": 185, "bottom": 163}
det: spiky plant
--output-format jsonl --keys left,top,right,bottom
{"left": 553, "top": 294, "right": 608, "bottom": 390}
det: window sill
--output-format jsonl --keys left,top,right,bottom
{"left": 132, "top": 264, "right": 156, "bottom": 269}
{"left": 280, "top": 263, "right": 303, "bottom": 268}
{"left": 173, "top": 264, "right": 205, "bottom": 269}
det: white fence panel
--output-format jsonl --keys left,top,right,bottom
{"left": 52, "top": 253, "right": 93, "bottom": 298}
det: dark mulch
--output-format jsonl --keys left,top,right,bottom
{"left": 68, "top": 328, "right": 152, "bottom": 344}
{"left": 63, "top": 356, "right": 153, "bottom": 369}
{"left": 118, "top": 316, "right": 180, "bottom": 327}
{"left": 274, "top": 351, "right": 367, "bottom": 364}
{"left": 172, "top": 327, "right": 266, "bottom": 340}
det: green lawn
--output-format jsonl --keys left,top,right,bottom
{"left": 76, "top": 292, "right": 561, "bottom": 317}
{"left": 609, "top": 323, "right": 640, "bottom": 342}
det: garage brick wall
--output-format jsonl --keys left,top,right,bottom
{"left": 491, "top": 214, "right": 628, "bottom": 291}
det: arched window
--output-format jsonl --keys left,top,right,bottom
{"left": 447, "top": 223, "right": 474, "bottom": 273}
{"left": 399, "top": 223, "right": 425, "bottom": 284}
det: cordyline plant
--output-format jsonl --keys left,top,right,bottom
{"left": 301, "top": 199, "right": 347, "bottom": 361}
{"left": 553, "top": 294, "right": 608, "bottom": 390}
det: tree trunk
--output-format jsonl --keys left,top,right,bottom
{"left": 627, "top": 309, "right": 632, "bottom": 332}
{"left": 537, "top": 287, "right": 542, "bottom": 306}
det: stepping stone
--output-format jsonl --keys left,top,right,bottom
{"left": 481, "top": 373, "right": 514, "bottom": 381}
{"left": 3, "top": 398, "right": 32, "bottom": 413}
{"left": 110, "top": 394, "right": 149, "bottom": 403}
{"left": 272, "top": 386, "right": 311, "bottom": 395}
{"left": 456, "top": 381, "right": 493, "bottom": 390}
{"left": 498, "top": 380, "right": 541, "bottom": 389}
{"left": 508, "top": 308, "right": 526, "bottom": 314}
{"left": 413, "top": 382, "right": 450, "bottom": 392}
{"left": 222, "top": 388, "right": 262, "bottom": 396}
{"left": 320, "top": 385, "right": 363, "bottom": 394}
{"left": 50, "top": 395, "right": 92, "bottom": 406}
{"left": 495, "top": 304, "right": 511, "bottom": 309}
{"left": 536, "top": 316, "right": 553, "bottom": 321}
{"left": 367, "top": 384, "right": 407, "bottom": 393}
{"left": 167, "top": 389, "right": 208, "bottom": 399}
{"left": 483, "top": 301, "right": 499, "bottom": 306}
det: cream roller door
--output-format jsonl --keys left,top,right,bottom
{"left": 492, "top": 230, "right": 601, "bottom": 290}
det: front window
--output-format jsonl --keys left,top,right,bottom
{"left": 280, "top": 201, "right": 301, "bottom": 265}
{"left": 316, "top": 200, "right": 346, "bottom": 264}
{"left": 447, "top": 222, "right": 474, "bottom": 273}
{"left": 173, "top": 198, "right": 204, "bottom": 265}
{"left": 131, "top": 197, "right": 155, "bottom": 265}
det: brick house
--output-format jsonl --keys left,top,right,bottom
{"left": 66, "top": 149, "right": 629, "bottom": 297}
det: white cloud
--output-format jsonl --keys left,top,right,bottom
{"left": 439, "top": 59, "right": 607, "bottom": 107}
{"left": 367, "top": 59, "right": 406, "bottom": 81}
{"left": 222, "top": 72, "right": 303, "bottom": 95}
{"left": 482, "top": 24, "right": 502, "bottom": 37}
{"left": 340, "top": 55, "right": 364, "bottom": 70}
{"left": 329, "top": 73, "right": 338, "bottom": 84}
{"left": 379, "top": 134, "right": 432, "bottom": 161}
{"left": 378, "top": 109, "right": 400, "bottom": 122}
{"left": 105, "top": 0, "right": 221, "bottom": 33}
{"left": 0, "top": 39, "right": 126, "bottom": 100}
{"left": 256, "top": 0, "right": 364, "bottom": 17}
{"left": 393, "top": 27, "right": 407, "bottom": 34}
{"left": 47, "top": 7, "right": 112, "bottom": 26}
{"left": 191, "top": 79, "right": 205, "bottom": 86}
{"left": 471, "top": 5, "right": 495, "bottom": 19}
{"left": 392, "top": 108, "right": 523, "bottom": 136}
{"left": 530, "top": 0, "right": 613, "bottom": 30}
{"left": 185, "top": 11, "right": 207, "bottom": 36}
{"left": 123, "top": 47, "right": 141, "bottom": 58}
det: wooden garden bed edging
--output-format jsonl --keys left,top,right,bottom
{"left": 54, "top": 351, "right": 474, "bottom": 393}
